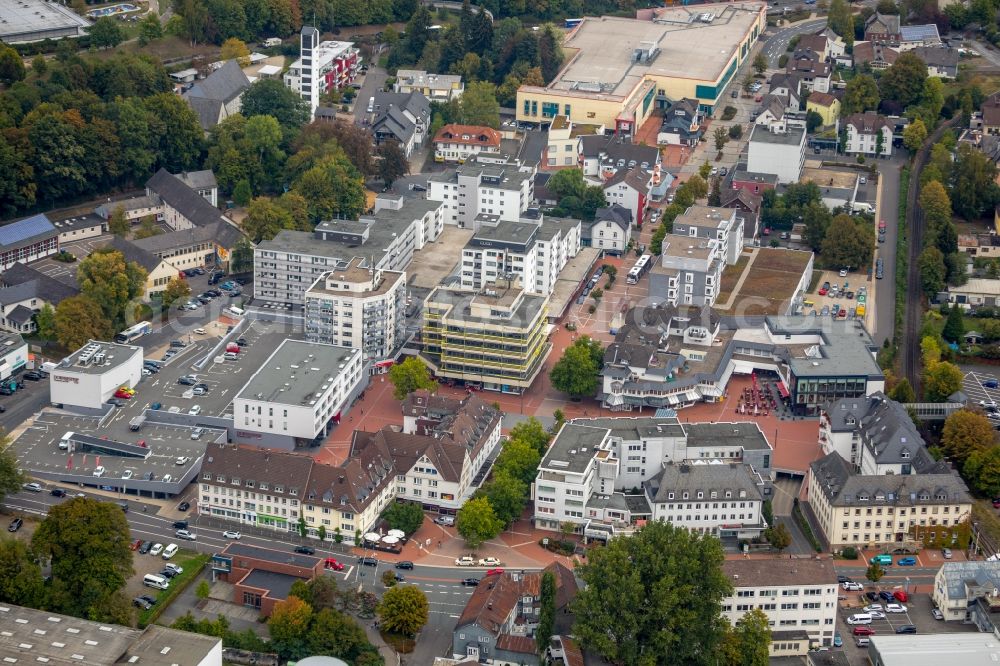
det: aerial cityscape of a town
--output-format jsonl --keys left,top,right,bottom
{"left": 2, "top": 0, "right": 1000, "bottom": 663}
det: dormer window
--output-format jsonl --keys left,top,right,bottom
{"left": 697, "top": 492, "right": 704, "bottom": 499}
{"left": 682, "top": 492, "right": 689, "bottom": 500}
{"left": 901, "top": 450, "right": 910, "bottom": 459}
{"left": 859, "top": 494, "right": 869, "bottom": 501}
{"left": 275, "top": 485, "right": 284, "bottom": 493}
{"left": 667, "top": 492, "right": 674, "bottom": 500}
{"left": 246, "top": 480, "right": 255, "bottom": 488}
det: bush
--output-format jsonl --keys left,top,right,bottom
{"left": 841, "top": 546, "right": 859, "bottom": 559}
{"left": 721, "top": 106, "right": 737, "bottom": 121}
{"left": 778, "top": 54, "right": 789, "bottom": 68}
{"left": 728, "top": 124, "right": 743, "bottom": 140}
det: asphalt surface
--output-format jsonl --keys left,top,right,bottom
{"left": 763, "top": 19, "right": 827, "bottom": 67}
{"left": 354, "top": 65, "right": 390, "bottom": 126}
{"left": 872, "top": 156, "right": 906, "bottom": 345}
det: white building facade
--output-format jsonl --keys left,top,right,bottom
{"left": 428, "top": 158, "right": 535, "bottom": 229}
{"left": 48, "top": 341, "right": 143, "bottom": 410}
{"left": 747, "top": 125, "right": 806, "bottom": 184}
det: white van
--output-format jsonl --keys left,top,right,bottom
{"left": 226, "top": 306, "right": 244, "bottom": 317}
{"left": 855, "top": 637, "right": 870, "bottom": 647}
{"left": 143, "top": 574, "right": 169, "bottom": 590}
{"left": 162, "top": 543, "right": 179, "bottom": 560}
{"left": 846, "top": 614, "right": 872, "bottom": 625}
{"left": 59, "top": 432, "right": 74, "bottom": 450}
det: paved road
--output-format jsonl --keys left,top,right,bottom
{"left": 0, "top": 382, "right": 48, "bottom": 436}
{"left": 763, "top": 19, "right": 827, "bottom": 67}
{"left": 354, "top": 66, "right": 390, "bottom": 125}
{"left": 872, "top": 155, "right": 906, "bottom": 345}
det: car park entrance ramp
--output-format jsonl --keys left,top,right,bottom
{"left": 61, "top": 432, "right": 151, "bottom": 459}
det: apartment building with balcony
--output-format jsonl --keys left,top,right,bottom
{"left": 807, "top": 451, "right": 972, "bottom": 550}
{"left": 459, "top": 214, "right": 581, "bottom": 296}
{"left": 721, "top": 558, "right": 840, "bottom": 650}
{"left": 819, "top": 393, "right": 946, "bottom": 475}
{"left": 427, "top": 157, "right": 535, "bottom": 229}
{"left": 303, "top": 258, "right": 406, "bottom": 368}
{"left": 254, "top": 196, "right": 443, "bottom": 306}
{"left": 284, "top": 37, "right": 360, "bottom": 110}
{"left": 394, "top": 70, "right": 464, "bottom": 101}
{"left": 419, "top": 278, "right": 550, "bottom": 394}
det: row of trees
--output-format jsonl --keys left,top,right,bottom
{"left": 650, "top": 173, "right": 709, "bottom": 255}
{"left": 542, "top": 169, "right": 608, "bottom": 222}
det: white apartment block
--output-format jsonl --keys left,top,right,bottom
{"left": 722, "top": 558, "right": 840, "bottom": 649}
{"left": 459, "top": 215, "right": 581, "bottom": 296}
{"left": 303, "top": 258, "right": 407, "bottom": 366}
{"left": 233, "top": 340, "right": 365, "bottom": 449}
{"left": 747, "top": 124, "right": 806, "bottom": 185}
{"left": 427, "top": 157, "right": 535, "bottom": 229}
{"left": 285, "top": 28, "right": 360, "bottom": 117}
{"left": 254, "top": 197, "right": 443, "bottom": 306}
{"left": 844, "top": 112, "right": 893, "bottom": 157}
{"left": 394, "top": 69, "right": 464, "bottom": 101}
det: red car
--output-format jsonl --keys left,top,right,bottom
{"left": 130, "top": 539, "right": 142, "bottom": 551}
{"left": 114, "top": 389, "right": 133, "bottom": 399}
{"left": 324, "top": 558, "right": 344, "bottom": 571}
{"left": 853, "top": 626, "right": 875, "bottom": 636}
{"left": 894, "top": 590, "right": 909, "bottom": 602}
{"left": 485, "top": 568, "right": 505, "bottom": 576}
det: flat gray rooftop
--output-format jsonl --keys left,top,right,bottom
{"left": 0, "top": 602, "right": 140, "bottom": 664}
{"left": 56, "top": 340, "right": 140, "bottom": 375}
{"left": 869, "top": 634, "right": 1000, "bottom": 665}
{"left": 569, "top": 416, "right": 686, "bottom": 439}
{"left": 541, "top": 424, "right": 610, "bottom": 474}
{"left": 0, "top": 0, "right": 90, "bottom": 41}
{"left": 684, "top": 422, "right": 771, "bottom": 450}
{"left": 240, "top": 569, "right": 305, "bottom": 600}
{"left": 236, "top": 339, "right": 358, "bottom": 406}
{"left": 118, "top": 624, "right": 220, "bottom": 666}
{"left": 750, "top": 124, "right": 806, "bottom": 146}
{"left": 766, "top": 316, "right": 882, "bottom": 379}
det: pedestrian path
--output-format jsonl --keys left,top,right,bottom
{"left": 714, "top": 248, "right": 760, "bottom": 310}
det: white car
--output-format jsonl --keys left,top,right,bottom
{"left": 885, "top": 603, "right": 907, "bottom": 613}
{"left": 162, "top": 474, "right": 173, "bottom": 483}
{"left": 164, "top": 563, "right": 183, "bottom": 575}
{"left": 455, "top": 556, "right": 476, "bottom": 566}
{"left": 22, "top": 482, "right": 41, "bottom": 492}
{"left": 223, "top": 530, "right": 241, "bottom": 540}
{"left": 842, "top": 581, "right": 863, "bottom": 591}
{"left": 867, "top": 610, "right": 886, "bottom": 619}
{"left": 839, "top": 269, "right": 848, "bottom": 277}
{"left": 193, "top": 328, "right": 206, "bottom": 335}
{"left": 175, "top": 457, "right": 190, "bottom": 466}
{"left": 863, "top": 604, "right": 883, "bottom": 613}
{"left": 149, "top": 543, "right": 164, "bottom": 556}
{"left": 932, "top": 608, "right": 944, "bottom": 620}
{"left": 478, "top": 557, "right": 502, "bottom": 567}
{"left": 175, "top": 529, "right": 196, "bottom": 540}
{"left": 93, "top": 466, "right": 106, "bottom": 477}
{"left": 121, "top": 470, "right": 133, "bottom": 480}
{"left": 188, "top": 405, "right": 202, "bottom": 416}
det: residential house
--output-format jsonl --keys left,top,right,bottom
{"left": 942, "top": 278, "right": 1000, "bottom": 309}
{"left": 144, "top": 169, "right": 231, "bottom": 232}
{"left": 852, "top": 41, "right": 900, "bottom": 70}
{"left": 427, "top": 157, "right": 534, "bottom": 229}
{"left": 586, "top": 204, "right": 632, "bottom": 255}
{"left": 806, "top": 451, "right": 972, "bottom": 550}
{"left": 452, "top": 563, "right": 578, "bottom": 665}
{"left": 394, "top": 70, "right": 464, "bottom": 101}
{"left": 899, "top": 24, "right": 942, "bottom": 49}
{"left": 0, "top": 263, "right": 77, "bottom": 334}
{"left": 102, "top": 236, "right": 180, "bottom": 301}
{"left": 183, "top": 60, "right": 251, "bottom": 131}
{"left": 983, "top": 94, "right": 1000, "bottom": 136}
{"left": 603, "top": 166, "right": 650, "bottom": 227}
{"left": 958, "top": 233, "right": 1000, "bottom": 259}
{"left": 720, "top": 187, "right": 763, "bottom": 245}
{"left": 747, "top": 125, "right": 806, "bottom": 184}
{"left": 755, "top": 94, "right": 790, "bottom": 132}
{"left": 768, "top": 73, "right": 801, "bottom": 110}
{"left": 797, "top": 33, "right": 831, "bottom": 61}
{"left": 175, "top": 170, "right": 219, "bottom": 208}
{"left": 49, "top": 212, "right": 105, "bottom": 244}
{"left": 721, "top": 558, "right": 840, "bottom": 649}
{"left": 544, "top": 115, "right": 605, "bottom": 169}
{"left": 815, "top": 27, "right": 848, "bottom": 59}
{"left": 864, "top": 13, "right": 901, "bottom": 44}
{"left": 819, "top": 393, "right": 947, "bottom": 475}
{"left": 658, "top": 98, "right": 703, "bottom": 146}
{"left": 371, "top": 91, "right": 431, "bottom": 157}
{"left": 132, "top": 220, "right": 246, "bottom": 273}
{"left": 786, "top": 57, "right": 831, "bottom": 93}
{"left": 433, "top": 124, "right": 502, "bottom": 163}
{"left": 284, "top": 36, "right": 360, "bottom": 116}
{"left": 729, "top": 163, "right": 779, "bottom": 195}
{"left": 807, "top": 92, "right": 840, "bottom": 126}
{"left": 0, "top": 214, "right": 59, "bottom": 272}
{"left": 843, "top": 112, "right": 893, "bottom": 156}
{"left": 932, "top": 561, "right": 1000, "bottom": 622}
{"left": 911, "top": 46, "right": 960, "bottom": 78}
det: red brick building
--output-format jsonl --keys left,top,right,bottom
{"left": 211, "top": 543, "right": 323, "bottom": 617}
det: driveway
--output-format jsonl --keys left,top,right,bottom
{"left": 354, "top": 65, "right": 389, "bottom": 125}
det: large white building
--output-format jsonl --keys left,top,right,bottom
{"left": 844, "top": 112, "right": 894, "bottom": 157}
{"left": 0, "top": 331, "right": 28, "bottom": 380}
{"left": 747, "top": 125, "right": 806, "bottom": 184}
{"left": 254, "top": 197, "right": 444, "bottom": 306}
{"left": 428, "top": 157, "right": 535, "bottom": 229}
{"left": 721, "top": 558, "right": 840, "bottom": 651}
{"left": 233, "top": 340, "right": 366, "bottom": 449}
{"left": 303, "top": 258, "right": 407, "bottom": 368}
{"left": 48, "top": 340, "right": 143, "bottom": 410}
{"left": 394, "top": 69, "right": 464, "bottom": 101}
{"left": 532, "top": 418, "right": 772, "bottom": 542}
{"left": 459, "top": 214, "right": 581, "bottom": 296}
{"left": 286, "top": 27, "right": 360, "bottom": 117}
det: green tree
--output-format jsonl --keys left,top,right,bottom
{"left": 30, "top": 54, "right": 46, "bottom": 77}
{"left": 318, "top": 525, "right": 327, "bottom": 542}
{"left": 267, "top": 595, "right": 313, "bottom": 661}
{"left": 820, "top": 214, "right": 874, "bottom": 271}
{"left": 538, "top": 25, "right": 563, "bottom": 83}
{"left": 54, "top": 295, "right": 113, "bottom": 350}
{"left": 713, "top": 126, "right": 728, "bottom": 152}
{"left": 719, "top": 609, "right": 771, "bottom": 666}
{"left": 34, "top": 303, "right": 56, "bottom": 341}
{"left": 918, "top": 245, "right": 946, "bottom": 297}
{"left": 942, "top": 303, "right": 965, "bottom": 343}
{"left": 0, "top": 442, "right": 24, "bottom": 509}
{"left": 806, "top": 110, "right": 824, "bottom": 132}
{"left": 942, "top": 409, "right": 995, "bottom": 465}
{"left": 951, "top": 143, "right": 1000, "bottom": 220}
{"left": 230, "top": 237, "right": 254, "bottom": 274}
{"left": 573, "top": 521, "right": 732, "bottom": 666}
{"left": 196, "top": 580, "right": 212, "bottom": 600}
{"left": 77, "top": 250, "right": 147, "bottom": 330}
{"left": 377, "top": 140, "right": 409, "bottom": 186}
{"left": 536, "top": 570, "right": 556, "bottom": 655}
{"left": 481, "top": 472, "right": 527, "bottom": 526}
{"left": 964, "top": 446, "right": 1000, "bottom": 497}
{"left": 291, "top": 154, "right": 366, "bottom": 223}
{"left": 551, "top": 336, "right": 603, "bottom": 399}
{"left": 889, "top": 378, "right": 916, "bottom": 403}
{"left": 298, "top": 516, "right": 307, "bottom": 538}
{"left": 903, "top": 118, "right": 928, "bottom": 152}
{"left": 752, "top": 53, "right": 767, "bottom": 77}
{"left": 161, "top": 276, "right": 191, "bottom": 308}
{"left": 459, "top": 80, "right": 500, "bottom": 128}
{"left": 137, "top": 13, "right": 163, "bottom": 45}
{"left": 382, "top": 569, "right": 398, "bottom": 587}
{"left": 0, "top": 539, "right": 45, "bottom": 607}
{"left": 0, "top": 45, "right": 26, "bottom": 85}
{"left": 221, "top": 37, "right": 252, "bottom": 67}
{"left": 32, "top": 497, "right": 133, "bottom": 621}
{"left": 240, "top": 79, "right": 310, "bottom": 129}
{"left": 879, "top": 52, "right": 928, "bottom": 110}
{"left": 307, "top": 608, "right": 374, "bottom": 661}
{"left": 378, "top": 585, "right": 429, "bottom": 637}
{"left": 382, "top": 501, "right": 425, "bottom": 535}
{"left": 828, "top": 0, "right": 855, "bottom": 44}
{"left": 699, "top": 161, "right": 713, "bottom": 180}
{"left": 923, "top": 361, "right": 963, "bottom": 403}
{"left": 388, "top": 357, "right": 437, "bottom": 401}
{"left": 841, "top": 75, "right": 880, "bottom": 115}
{"left": 108, "top": 204, "right": 129, "bottom": 237}
{"left": 765, "top": 522, "right": 792, "bottom": 552}
{"left": 493, "top": 437, "right": 542, "bottom": 485}
{"left": 89, "top": 17, "right": 125, "bottom": 49}
{"left": 866, "top": 561, "right": 885, "bottom": 584}
{"left": 232, "top": 179, "right": 253, "bottom": 207}
{"left": 456, "top": 496, "right": 504, "bottom": 549}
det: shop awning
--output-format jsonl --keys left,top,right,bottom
{"left": 667, "top": 394, "right": 679, "bottom": 405}
{"left": 776, "top": 382, "right": 790, "bottom": 399}
{"left": 731, "top": 361, "right": 755, "bottom": 375}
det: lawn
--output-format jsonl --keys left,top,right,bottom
{"left": 137, "top": 550, "right": 210, "bottom": 627}
{"left": 717, "top": 254, "right": 751, "bottom": 302}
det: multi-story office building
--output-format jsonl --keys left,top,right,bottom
{"left": 48, "top": 340, "right": 142, "bottom": 410}
{"left": 531, "top": 417, "right": 773, "bottom": 541}
{"left": 747, "top": 125, "right": 806, "bottom": 184}
{"left": 459, "top": 215, "right": 581, "bottom": 296}
{"left": 254, "top": 197, "right": 443, "bottom": 306}
{"left": 819, "top": 393, "right": 946, "bottom": 475}
{"left": 427, "top": 157, "right": 535, "bottom": 229}
{"left": 303, "top": 258, "right": 407, "bottom": 368}
{"left": 285, "top": 28, "right": 360, "bottom": 117}
{"left": 233, "top": 340, "right": 366, "bottom": 449}
{"left": 721, "top": 558, "right": 840, "bottom": 650}
{"left": 420, "top": 278, "right": 550, "bottom": 394}
{"left": 807, "top": 451, "right": 972, "bottom": 550}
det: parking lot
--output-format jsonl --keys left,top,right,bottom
{"left": 564, "top": 255, "right": 648, "bottom": 344}
{"left": 30, "top": 236, "right": 110, "bottom": 282}
{"left": 963, "top": 371, "right": 1000, "bottom": 410}
{"left": 806, "top": 269, "right": 872, "bottom": 325}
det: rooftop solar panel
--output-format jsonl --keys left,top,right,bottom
{"left": 0, "top": 214, "right": 56, "bottom": 249}
{"left": 901, "top": 24, "right": 939, "bottom": 41}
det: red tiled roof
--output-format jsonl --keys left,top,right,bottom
{"left": 433, "top": 124, "right": 501, "bottom": 148}
{"left": 497, "top": 635, "right": 536, "bottom": 654}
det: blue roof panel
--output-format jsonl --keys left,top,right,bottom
{"left": 0, "top": 214, "right": 56, "bottom": 249}
{"left": 900, "top": 24, "right": 939, "bottom": 41}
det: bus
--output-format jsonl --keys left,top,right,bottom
{"left": 626, "top": 254, "right": 652, "bottom": 284}
{"left": 114, "top": 321, "right": 151, "bottom": 344}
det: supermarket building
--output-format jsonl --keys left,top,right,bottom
{"left": 516, "top": 4, "right": 767, "bottom": 131}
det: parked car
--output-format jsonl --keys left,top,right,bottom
{"left": 842, "top": 581, "right": 863, "bottom": 591}
{"left": 885, "top": 603, "right": 907, "bottom": 613}
{"left": 486, "top": 568, "right": 505, "bottom": 576}
{"left": 138, "top": 541, "right": 153, "bottom": 555}
{"left": 294, "top": 546, "right": 315, "bottom": 555}
{"left": 943, "top": 548, "right": 953, "bottom": 559}
{"left": 461, "top": 578, "right": 481, "bottom": 586}
{"left": 50, "top": 488, "right": 65, "bottom": 497}
{"left": 133, "top": 597, "right": 153, "bottom": 610}
{"left": 879, "top": 591, "right": 895, "bottom": 602}
{"left": 178, "top": 502, "right": 190, "bottom": 512}
{"left": 863, "top": 604, "right": 884, "bottom": 613}
{"left": 895, "top": 625, "right": 917, "bottom": 634}
{"left": 833, "top": 632, "right": 843, "bottom": 647}
{"left": 358, "top": 557, "right": 378, "bottom": 567}
{"left": 175, "top": 457, "right": 190, "bottom": 466}
{"left": 22, "top": 371, "right": 42, "bottom": 381}
{"left": 932, "top": 608, "right": 944, "bottom": 620}
{"left": 865, "top": 591, "right": 880, "bottom": 602}
{"left": 852, "top": 626, "right": 875, "bottom": 636}
{"left": 478, "top": 557, "right": 502, "bottom": 567}
{"left": 149, "top": 543, "right": 164, "bottom": 556}
{"left": 455, "top": 556, "right": 476, "bottom": 566}
{"left": 324, "top": 558, "right": 345, "bottom": 571}
{"left": 897, "top": 557, "right": 917, "bottom": 566}
{"left": 8, "top": 517, "right": 22, "bottom": 532}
